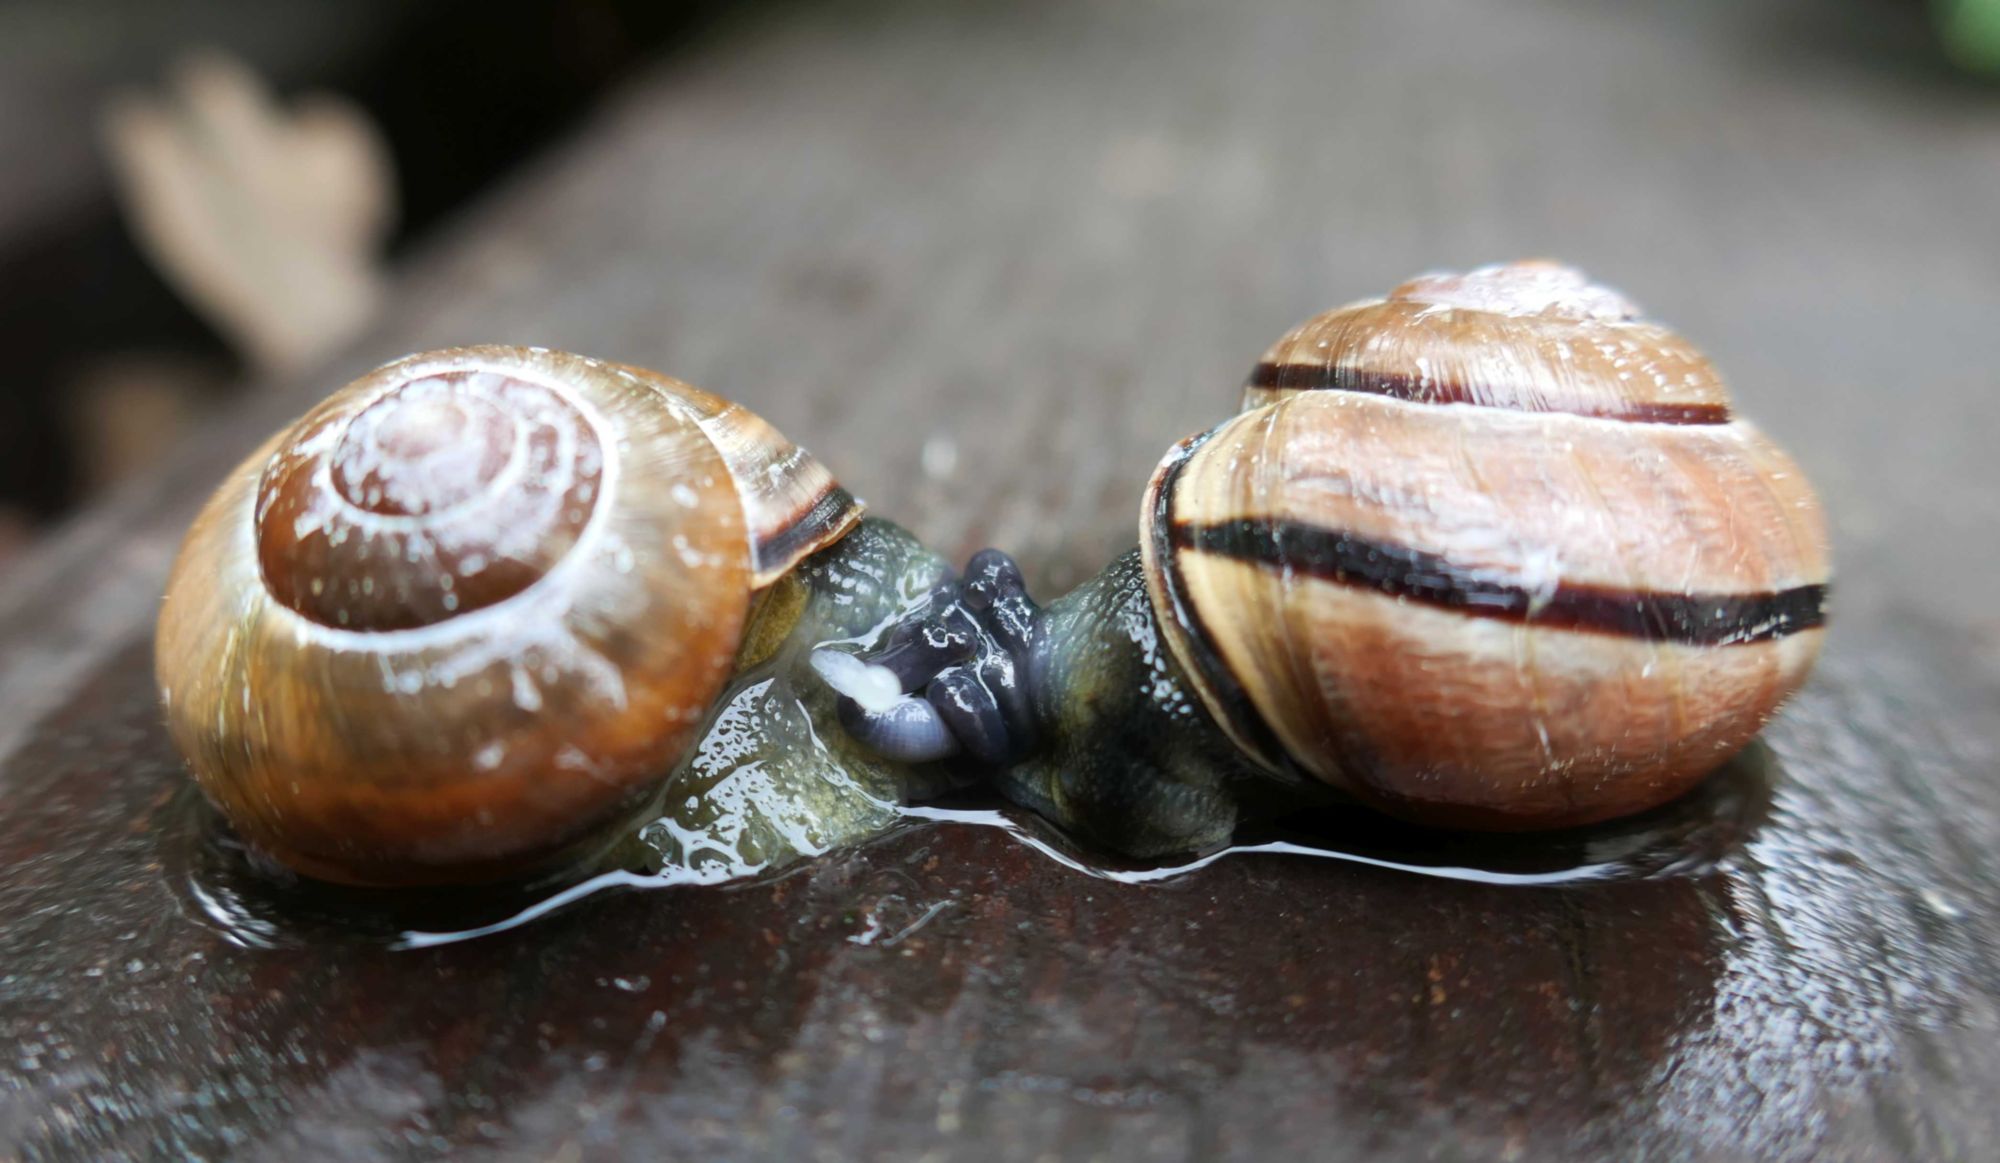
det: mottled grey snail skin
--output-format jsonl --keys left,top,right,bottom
{"left": 996, "top": 550, "right": 1321, "bottom": 857}
{"left": 824, "top": 261, "right": 1833, "bottom": 857}
{"left": 819, "top": 543, "right": 1328, "bottom": 858}
{"left": 156, "top": 346, "right": 955, "bottom": 887}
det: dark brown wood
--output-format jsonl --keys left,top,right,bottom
{"left": 4, "top": 0, "right": 1999, "bottom": 1158}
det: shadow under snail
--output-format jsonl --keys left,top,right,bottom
{"left": 155, "top": 261, "right": 1830, "bottom": 888}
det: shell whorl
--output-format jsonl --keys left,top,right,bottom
{"left": 155, "top": 346, "right": 861, "bottom": 884}
{"left": 1242, "top": 260, "right": 1731, "bottom": 425}
{"left": 634, "top": 370, "right": 862, "bottom": 587}
{"left": 254, "top": 366, "right": 607, "bottom": 631}
{"left": 1144, "top": 262, "right": 1831, "bottom": 829}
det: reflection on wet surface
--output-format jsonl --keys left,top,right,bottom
{"left": 159, "top": 742, "right": 1780, "bottom": 950}
{"left": 3, "top": 638, "right": 1998, "bottom": 1160}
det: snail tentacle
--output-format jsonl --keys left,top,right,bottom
{"left": 832, "top": 691, "right": 963, "bottom": 764}
{"left": 926, "top": 667, "right": 1014, "bottom": 766}
{"left": 815, "top": 547, "right": 1043, "bottom": 767}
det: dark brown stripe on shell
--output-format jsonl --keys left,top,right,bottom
{"left": 1174, "top": 518, "right": 1826, "bottom": 646}
{"left": 1244, "top": 361, "right": 1731, "bottom": 425}
{"left": 1146, "top": 432, "right": 1296, "bottom": 772}
{"left": 751, "top": 483, "right": 860, "bottom": 577}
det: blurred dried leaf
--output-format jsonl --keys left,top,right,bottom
{"left": 66, "top": 354, "right": 223, "bottom": 492}
{"left": 99, "top": 51, "right": 395, "bottom": 374}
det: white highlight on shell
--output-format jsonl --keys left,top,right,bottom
{"left": 809, "top": 648, "right": 904, "bottom": 714}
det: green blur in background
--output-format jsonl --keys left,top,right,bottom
{"left": 1940, "top": 0, "right": 2000, "bottom": 71}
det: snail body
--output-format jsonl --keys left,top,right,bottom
{"left": 156, "top": 346, "right": 942, "bottom": 886}
{"left": 630, "top": 516, "right": 962, "bottom": 878}
{"left": 827, "top": 262, "right": 1831, "bottom": 855}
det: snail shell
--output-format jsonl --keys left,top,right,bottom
{"left": 155, "top": 346, "right": 860, "bottom": 885}
{"left": 1142, "top": 262, "right": 1830, "bottom": 829}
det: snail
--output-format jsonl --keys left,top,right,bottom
{"left": 819, "top": 261, "right": 1831, "bottom": 857}
{"left": 156, "top": 346, "right": 959, "bottom": 886}
{"left": 159, "top": 262, "right": 1830, "bottom": 889}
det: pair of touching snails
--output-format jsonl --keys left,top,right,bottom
{"left": 156, "top": 261, "right": 1831, "bottom": 887}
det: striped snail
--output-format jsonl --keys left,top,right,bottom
{"left": 156, "top": 346, "right": 956, "bottom": 886}
{"left": 820, "top": 261, "right": 1831, "bottom": 857}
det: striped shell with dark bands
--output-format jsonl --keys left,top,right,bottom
{"left": 1241, "top": 261, "right": 1731, "bottom": 425}
{"left": 1142, "top": 262, "right": 1831, "bottom": 830}
{"left": 636, "top": 370, "right": 864, "bottom": 587}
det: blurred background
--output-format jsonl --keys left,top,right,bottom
{"left": 0, "top": 0, "right": 732, "bottom": 568}
{"left": 0, "top": 0, "right": 1996, "bottom": 587}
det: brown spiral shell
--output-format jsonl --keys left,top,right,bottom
{"left": 1142, "top": 262, "right": 1830, "bottom": 829}
{"left": 155, "top": 346, "right": 860, "bottom": 885}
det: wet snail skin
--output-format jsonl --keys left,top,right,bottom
{"left": 822, "top": 261, "right": 1832, "bottom": 858}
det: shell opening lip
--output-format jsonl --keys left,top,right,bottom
{"left": 1141, "top": 426, "right": 1294, "bottom": 776}
{"left": 753, "top": 485, "right": 863, "bottom": 586}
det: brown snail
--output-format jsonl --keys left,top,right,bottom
{"left": 821, "top": 261, "right": 1831, "bottom": 856}
{"left": 155, "top": 346, "right": 959, "bottom": 887}
{"left": 159, "top": 262, "right": 1830, "bottom": 889}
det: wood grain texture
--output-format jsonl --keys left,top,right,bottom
{"left": 3, "top": 0, "right": 1999, "bottom": 1158}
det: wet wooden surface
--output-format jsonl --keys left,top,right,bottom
{"left": 4, "top": 0, "right": 1999, "bottom": 1158}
